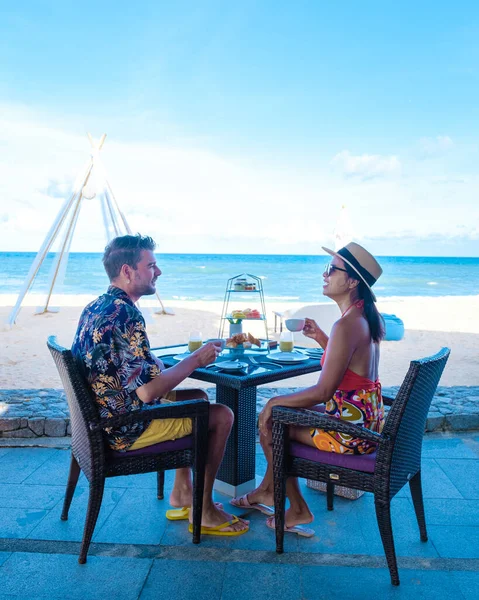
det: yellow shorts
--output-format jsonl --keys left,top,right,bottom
{"left": 127, "top": 391, "right": 192, "bottom": 451}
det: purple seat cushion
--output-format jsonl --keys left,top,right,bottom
{"left": 289, "top": 441, "right": 376, "bottom": 473}
{"left": 108, "top": 434, "right": 193, "bottom": 458}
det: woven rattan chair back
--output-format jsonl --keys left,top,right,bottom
{"left": 271, "top": 347, "right": 450, "bottom": 586}
{"left": 47, "top": 336, "right": 106, "bottom": 482}
{"left": 47, "top": 335, "right": 209, "bottom": 563}
{"left": 380, "top": 347, "right": 450, "bottom": 499}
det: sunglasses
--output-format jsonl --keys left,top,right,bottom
{"left": 324, "top": 262, "right": 348, "bottom": 276}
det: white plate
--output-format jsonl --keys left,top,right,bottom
{"left": 215, "top": 360, "right": 248, "bottom": 371}
{"left": 172, "top": 353, "right": 191, "bottom": 361}
{"left": 266, "top": 352, "right": 310, "bottom": 364}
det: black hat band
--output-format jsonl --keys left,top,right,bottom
{"left": 337, "top": 247, "right": 377, "bottom": 287}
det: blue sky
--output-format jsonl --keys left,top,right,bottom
{"left": 1, "top": 1, "right": 478, "bottom": 255}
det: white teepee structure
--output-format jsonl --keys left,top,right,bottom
{"left": 7, "top": 133, "right": 172, "bottom": 326}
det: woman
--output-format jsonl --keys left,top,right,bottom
{"left": 231, "top": 242, "right": 385, "bottom": 537}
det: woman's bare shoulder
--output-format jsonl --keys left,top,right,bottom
{"left": 332, "top": 312, "right": 369, "bottom": 341}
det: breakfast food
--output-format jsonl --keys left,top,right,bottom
{"left": 226, "top": 332, "right": 261, "bottom": 348}
{"left": 247, "top": 332, "right": 261, "bottom": 347}
{"left": 230, "top": 308, "right": 261, "bottom": 320}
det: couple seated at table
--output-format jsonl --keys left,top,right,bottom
{"left": 73, "top": 233, "right": 384, "bottom": 539}
{"left": 71, "top": 234, "right": 248, "bottom": 536}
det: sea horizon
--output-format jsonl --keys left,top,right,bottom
{"left": 2, "top": 252, "right": 479, "bottom": 302}
{"left": 3, "top": 251, "right": 479, "bottom": 259}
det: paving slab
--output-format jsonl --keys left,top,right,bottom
{"left": 21, "top": 448, "right": 86, "bottom": 487}
{"left": 222, "top": 562, "right": 302, "bottom": 600}
{"left": 422, "top": 435, "right": 479, "bottom": 459}
{"left": 95, "top": 488, "right": 168, "bottom": 545}
{"left": 0, "top": 484, "right": 65, "bottom": 510}
{"left": 104, "top": 472, "right": 159, "bottom": 490}
{"left": 139, "top": 559, "right": 225, "bottom": 600}
{"left": 419, "top": 458, "right": 463, "bottom": 498}
{"left": 0, "top": 508, "right": 48, "bottom": 539}
{"left": 0, "top": 552, "right": 152, "bottom": 600}
{"left": 0, "top": 448, "right": 56, "bottom": 484}
{"left": 451, "top": 570, "right": 479, "bottom": 600}
{"left": 435, "top": 458, "right": 479, "bottom": 499}
{"left": 300, "top": 565, "right": 467, "bottom": 599}
{"left": 422, "top": 498, "right": 479, "bottom": 527}
{"left": 26, "top": 488, "right": 125, "bottom": 542}
{"left": 428, "top": 524, "right": 479, "bottom": 559}
{"left": 0, "top": 552, "right": 12, "bottom": 567}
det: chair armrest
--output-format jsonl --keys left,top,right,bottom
{"left": 89, "top": 398, "right": 209, "bottom": 432}
{"left": 272, "top": 406, "right": 384, "bottom": 445}
{"left": 382, "top": 395, "right": 395, "bottom": 406}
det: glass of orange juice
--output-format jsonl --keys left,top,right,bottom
{"left": 279, "top": 331, "right": 294, "bottom": 353}
{"left": 188, "top": 331, "right": 203, "bottom": 352}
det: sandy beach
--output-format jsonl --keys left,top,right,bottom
{"left": 1, "top": 293, "right": 478, "bottom": 389}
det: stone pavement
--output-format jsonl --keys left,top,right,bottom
{"left": 1, "top": 386, "right": 479, "bottom": 439}
{"left": 0, "top": 433, "right": 478, "bottom": 599}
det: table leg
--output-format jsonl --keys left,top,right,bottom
{"left": 214, "top": 384, "right": 257, "bottom": 497}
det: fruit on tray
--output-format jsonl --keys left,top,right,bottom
{"left": 231, "top": 308, "right": 261, "bottom": 319}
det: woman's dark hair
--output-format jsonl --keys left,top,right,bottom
{"left": 102, "top": 234, "right": 156, "bottom": 281}
{"left": 343, "top": 263, "right": 385, "bottom": 343}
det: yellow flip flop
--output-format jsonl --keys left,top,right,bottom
{"left": 166, "top": 506, "right": 190, "bottom": 521}
{"left": 166, "top": 502, "right": 224, "bottom": 521}
{"left": 188, "top": 515, "right": 249, "bottom": 537}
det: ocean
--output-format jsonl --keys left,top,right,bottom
{"left": 1, "top": 252, "right": 478, "bottom": 302}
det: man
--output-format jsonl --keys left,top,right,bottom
{"left": 72, "top": 234, "right": 248, "bottom": 536}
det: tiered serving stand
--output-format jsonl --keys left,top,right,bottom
{"left": 218, "top": 273, "right": 269, "bottom": 342}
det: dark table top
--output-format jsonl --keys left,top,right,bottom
{"left": 151, "top": 344, "right": 323, "bottom": 390}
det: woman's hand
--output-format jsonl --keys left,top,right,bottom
{"left": 258, "top": 400, "right": 274, "bottom": 436}
{"left": 303, "top": 318, "right": 321, "bottom": 341}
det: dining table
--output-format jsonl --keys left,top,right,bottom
{"left": 151, "top": 344, "right": 323, "bottom": 497}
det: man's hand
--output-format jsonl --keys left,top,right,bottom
{"left": 191, "top": 341, "right": 222, "bottom": 368}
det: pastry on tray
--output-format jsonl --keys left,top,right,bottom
{"left": 226, "top": 332, "right": 261, "bottom": 348}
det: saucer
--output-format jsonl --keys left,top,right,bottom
{"left": 215, "top": 361, "right": 248, "bottom": 372}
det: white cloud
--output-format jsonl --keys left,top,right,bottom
{"left": 418, "top": 135, "right": 454, "bottom": 157}
{"left": 330, "top": 150, "right": 401, "bottom": 179}
{"left": 0, "top": 104, "right": 477, "bottom": 256}
{"left": 0, "top": 106, "right": 332, "bottom": 253}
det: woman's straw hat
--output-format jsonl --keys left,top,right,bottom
{"left": 322, "top": 242, "right": 383, "bottom": 302}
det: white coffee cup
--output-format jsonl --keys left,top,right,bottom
{"left": 205, "top": 338, "right": 226, "bottom": 351}
{"left": 285, "top": 318, "right": 305, "bottom": 332}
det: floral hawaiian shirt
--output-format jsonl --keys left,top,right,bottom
{"left": 71, "top": 286, "right": 161, "bottom": 451}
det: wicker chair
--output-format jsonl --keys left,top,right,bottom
{"left": 271, "top": 347, "right": 450, "bottom": 586}
{"left": 47, "top": 336, "right": 209, "bottom": 563}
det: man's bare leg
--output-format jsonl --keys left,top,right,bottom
{"left": 169, "top": 389, "right": 205, "bottom": 508}
{"left": 196, "top": 403, "right": 248, "bottom": 532}
{"left": 167, "top": 390, "right": 247, "bottom": 532}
